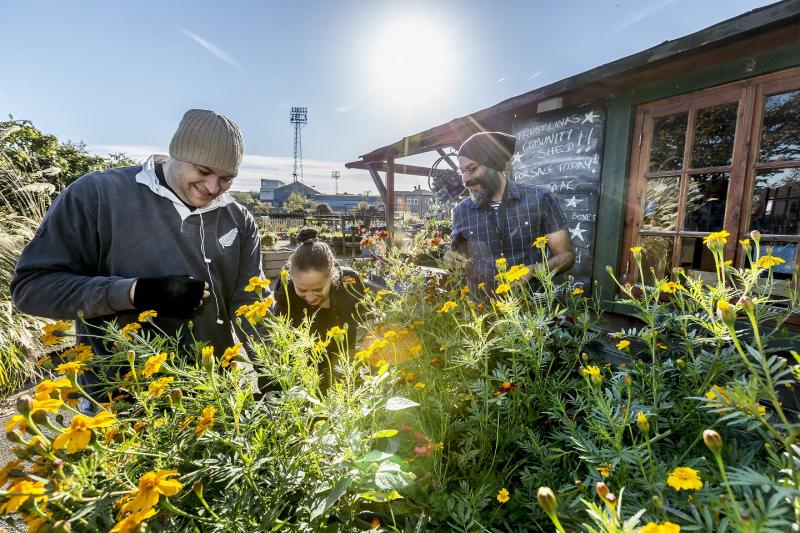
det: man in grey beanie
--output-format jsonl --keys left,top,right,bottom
{"left": 446, "top": 131, "right": 575, "bottom": 293}
{"left": 11, "top": 109, "right": 265, "bottom": 399}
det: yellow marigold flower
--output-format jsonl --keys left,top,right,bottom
{"left": 34, "top": 378, "right": 71, "bottom": 401}
{"left": 280, "top": 269, "right": 289, "bottom": 283}
{"left": 533, "top": 236, "right": 549, "bottom": 249}
{"left": 119, "top": 322, "right": 142, "bottom": 340}
{"left": 61, "top": 343, "right": 92, "bottom": 361}
{"left": 221, "top": 343, "right": 242, "bottom": 368}
{"left": 148, "top": 376, "right": 174, "bottom": 397}
{"left": 410, "top": 320, "right": 424, "bottom": 329}
{"left": 235, "top": 304, "right": 250, "bottom": 317}
{"left": 316, "top": 340, "right": 331, "bottom": 353}
{"left": 31, "top": 397, "right": 63, "bottom": 416}
{"left": 659, "top": 281, "right": 682, "bottom": 293}
{"left": 584, "top": 365, "right": 603, "bottom": 385}
{"left": 137, "top": 310, "right": 157, "bottom": 322}
{"left": 667, "top": 466, "right": 703, "bottom": 491}
{"left": 119, "top": 469, "right": 183, "bottom": 514}
{"left": 244, "top": 276, "right": 271, "bottom": 292}
{"left": 410, "top": 344, "right": 423, "bottom": 357}
{"left": 40, "top": 320, "right": 69, "bottom": 346}
{"left": 705, "top": 385, "right": 732, "bottom": 409}
{"left": 195, "top": 406, "right": 216, "bottom": 436}
{"left": 110, "top": 508, "right": 157, "bottom": 533}
{"left": 415, "top": 382, "right": 427, "bottom": 389}
{"left": 327, "top": 326, "right": 347, "bottom": 338}
{"left": 495, "top": 283, "right": 511, "bottom": 294}
{"left": 142, "top": 352, "right": 168, "bottom": 378}
{"left": 703, "top": 230, "right": 729, "bottom": 248}
{"left": 5, "top": 415, "right": 25, "bottom": 433}
{"left": 0, "top": 460, "right": 22, "bottom": 488}
{"left": 755, "top": 255, "right": 785, "bottom": 269}
{"left": 0, "top": 479, "right": 46, "bottom": 514}
{"left": 657, "top": 343, "right": 668, "bottom": 350}
{"left": 496, "top": 487, "right": 510, "bottom": 504}
{"left": 596, "top": 462, "right": 612, "bottom": 477}
{"left": 716, "top": 300, "right": 735, "bottom": 324}
{"left": 437, "top": 301, "right": 457, "bottom": 314}
{"left": 739, "top": 238, "right": 751, "bottom": 250}
{"left": 641, "top": 522, "right": 681, "bottom": 533}
{"left": 52, "top": 411, "right": 116, "bottom": 454}
{"left": 571, "top": 287, "right": 584, "bottom": 296}
{"left": 477, "top": 282, "right": 486, "bottom": 291}
{"left": 616, "top": 339, "right": 631, "bottom": 351}
{"left": 505, "top": 266, "right": 530, "bottom": 283}
{"left": 722, "top": 260, "right": 732, "bottom": 266}
{"left": 630, "top": 246, "right": 642, "bottom": 254}
{"left": 56, "top": 361, "right": 85, "bottom": 376}
{"left": 495, "top": 257, "right": 507, "bottom": 267}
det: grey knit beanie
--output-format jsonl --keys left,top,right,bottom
{"left": 169, "top": 109, "right": 244, "bottom": 176}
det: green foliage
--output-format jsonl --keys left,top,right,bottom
{"left": 283, "top": 192, "right": 317, "bottom": 214}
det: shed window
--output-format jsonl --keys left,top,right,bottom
{"left": 622, "top": 67, "right": 800, "bottom": 289}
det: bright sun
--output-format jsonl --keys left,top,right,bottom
{"left": 370, "top": 19, "right": 450, "bottom": 106}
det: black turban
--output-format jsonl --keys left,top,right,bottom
{"left": 457, "top": 132, "right": 517, "bottom": 171}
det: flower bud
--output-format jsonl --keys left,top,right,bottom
{"left": 536, "top": 486, "right": 557, "bottom": 515}
{"left": 676, "top": 358, "right": 686, "bottom": 368}
{"left": 596, "top": 481, "right": 609, "bottom": 499}
{"left": 581, "top": 352, "right": 589, "bottom": 362}
{"left": 624, "top": 374, "right": 632, "bottom": 386}
{"left": 6, "top": 431, "right": 24, "bottom": 444}
{"left": 637, "top": 411, "right": 649, "bottom": 433}
{"left": 605, "top": 492, "right": 617, "bottom": 506}
{"left": 738, "top": 295, "right": 754, "bottom": 313}
{"left": 716, "top": 300, "right": 736, "bottom": 325}
{"left": 126, "top": 350, "right": 136, "bottom": 367}
{"left": 651, "top": 495, "right": 662, "bottom": 508}
{"left": 170, "top": 388, "right": 183, "bottom": 406}
{"left": 575, "top": 479, "right": 584, "bottom": 492}
{"left": 578, "top": 366, "right": 586, "bottom": 377}
{"left": 193, "top": 481, "right": 204, "bottom": 497}
{"left": 16, "top": 396, "right": 32, "bottom": 416}
{"left": 605, "top": 265, "right": 614, "bottom": 275}
{"left": 703, "top": 429, "right": 723, "bottom": 453}
{"left": 750, "top": 230, "right": 761, "bottom": 244}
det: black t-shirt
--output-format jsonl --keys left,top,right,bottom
{"left": 272, "top": 266, "right": 365, "bottom": 351}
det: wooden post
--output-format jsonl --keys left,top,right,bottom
{"left": 386, "top": 157, "right": 395, "bottom": 236}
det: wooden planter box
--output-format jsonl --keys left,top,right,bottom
{"left": 261, "top": 248, "right": 293, "bottom": 279}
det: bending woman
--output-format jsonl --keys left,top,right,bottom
{"left": 272, "top": 228, "right": 365, "bottom": 385}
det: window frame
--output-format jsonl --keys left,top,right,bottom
{"left": 621, "top": 67, "right": 800, "bottom": 284}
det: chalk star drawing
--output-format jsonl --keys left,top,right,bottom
{"left": 510, "top": 152, "right": 522, "bottom": 166}
{"left": 565, "top": 195, "right": 581, "bottom": 208}
{"left": 570, "top": 222, "right": 587, "bottom": 242}
{"left": 582, "top": 110, "right": 600, "bottom": 124}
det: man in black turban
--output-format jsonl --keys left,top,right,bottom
{"left": 445, "top": 131, "right": 575, "bottom": 292}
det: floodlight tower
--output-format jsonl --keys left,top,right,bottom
{"left": 289, "top": 107, "right": 308, "bottom": 183}
{"left": 332, "top": 170, "right": 340, "bottom": 195}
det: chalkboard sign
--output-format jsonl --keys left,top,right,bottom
{"left": 511, "top": 105, "right": 605, "bottom": 290}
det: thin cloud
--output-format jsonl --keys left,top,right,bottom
{"left": 528, "top": 71, "right": 544, "bottom": 80}
{"left": 180, "top": 28, "right": 245, "bottom": 72}
{"left": 620, "top": 0, "right": 678, "bottom": 28}
{"left": 496, "top": 77, "right": 506, "bottom": 83}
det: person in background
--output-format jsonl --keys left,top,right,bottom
{"left": 272, "top": 227, "right": 366, "bottom": 386}
{"left": 11, "top": 109, "right": 265, "bottom": 400}
{"left": 445, "top": 131, "right": 575, "bottom": 293}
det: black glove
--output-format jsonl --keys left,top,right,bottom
{"left": 132, "top": 275, "right": 205, "bottom": 319}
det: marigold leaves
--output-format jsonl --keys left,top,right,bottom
{"left": 372, "top": 429, "right": 399, "bottom": 439}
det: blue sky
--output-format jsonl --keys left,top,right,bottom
{"left": 0, "top": 0, "right": 777, "bottom": 193}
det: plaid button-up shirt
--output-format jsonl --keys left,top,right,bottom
{"left": 450, "top": 180, "right": 567, "bottom": 292}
